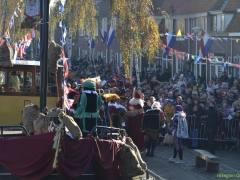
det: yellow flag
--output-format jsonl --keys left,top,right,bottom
{"left": 236, "top": 39, "right": 239, "bottom": 43}
{"left": 177, "top": 29, "right": 182, "bottom": 37}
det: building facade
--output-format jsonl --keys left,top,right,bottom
{"left": 155, "top": 0, "right": 240, "bottom": 82}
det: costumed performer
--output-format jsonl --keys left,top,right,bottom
{"left": 74, "top": 80, "right": 104, "bottom": 137}
{"left": 142, "top": 102, "right": 166, "bottom": 157}
{"left": 168, "top": 105, "right": 188, "bottom": 163}
{"left": 112, "top": 96, "right": 129, "bottom": 128}
{"left": 127, "top": 89, "right": 145, "bottom": 151}
{"left": 103, "top": 93, "right": 120, "bottom": 127}
{"left": 122, "top": 77, "right": 134, "bottom": 94}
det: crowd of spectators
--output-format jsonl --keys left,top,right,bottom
{"left": 68, "top": 56, "right": 240, "bottom": 151}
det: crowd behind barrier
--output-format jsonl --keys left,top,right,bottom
{"left": 65, "top": 56, "right": 240, "bottom": 153}
{"left": 159, "top": 114, "right": 240, "bottom": 150}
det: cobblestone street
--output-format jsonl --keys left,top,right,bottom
{"left": 142, "top": 144, "right": 240, "bottom": 180}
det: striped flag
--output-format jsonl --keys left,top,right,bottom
{"left": 99, "top": 28, "right": 107, "bottom": 43}
{"left": 62, "top": 50, "right": 69, "bottom": 78}
{"left": 107, "top": 25, "right": 115, "bottom": 47}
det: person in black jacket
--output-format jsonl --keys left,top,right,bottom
{"left": 200, "top": 100, "right": 218, "bottom": 155}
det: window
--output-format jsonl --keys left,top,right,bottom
{"left": 213, "top": 15, "right": 217, "bottom": 32}
{"left": 165, "top": 19, "right": 173, "bottom": 32}
{"left": 9, "top": 71, "right": 32, "bottom": 93}
{"left": 221, "top": 14, "right": 225, "bottom": 31}
{"left": 190, "top": 18, "right": 196, "bottom": 30}
{"left": 79, "top": 28, "right": 84, "bottom": 36}
{"left": 106, "top": 49, "right": 108, "bottom": 63}
{"left": 176, "top": 19, "right": 185, "bottom": 34}
{"left": 119, "top": 53, "right": 123, "bottom": 66}
{"left": 115, "top": 53, "right": 118, "bottom": 66}
{"left": 102, "top": 18, "right": 108, "bottom": 32}
{"left": 111, "top": 18, "right": 117, "bottom": 30}
{"left": 95, "top": 19, "right": 98, "bottom": 36}
{"left": 0, "top": 70, "right": 6, "bottom": 92}
{"left": 204, "top": 17, "right": 207, "bottom": 31}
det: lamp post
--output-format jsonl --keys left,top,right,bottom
{"left": 192, "top": 27, "right": 202, "bottom": 79}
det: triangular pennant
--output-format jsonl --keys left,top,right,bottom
{"left": 177, "top": 29, "right": 182, "bottom": 37}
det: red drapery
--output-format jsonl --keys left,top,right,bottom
{"left": 0, "top": 132, "right": 123, "bottom": 180}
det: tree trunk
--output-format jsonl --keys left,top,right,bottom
{"left": 134, "top": 55, "right": 140, "bottom": 88}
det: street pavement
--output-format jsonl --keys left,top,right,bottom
{"left": 141, "top": 144, "right": 240, "bottom": 180}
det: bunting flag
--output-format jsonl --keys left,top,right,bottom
{"left": 199, "top": 30, "right": 214, "bottom": 57}
{"left": 177, "top": 29, "right": 182, "bottom": 37}
{"left": 163, "top": 28, "right": 176, "bottom": 56}
{"left": 99, "top": 28, "right": 107, "bottom": 43}
{"left": 59, "top": 0, "right": 66, "bottom": 14}
{"left": 62, "top": 50, "right": 68, "bottom": 78}
{"left": 107, "top": 25, "right": 115, "bottom": 47}
{"left": 222, "top": 62, "right": 227, "bottom": 68}
{"left": 17, "top": 7, "right": 21, "bottom": 12}
{"left": 14, "top": 11, "right": 18, "bottom": 17}
{"left": 88, "top": 38, "right": 94, "bottom": 49}
{"left": 31, "top": 29, "right": 35, "bottom": 39}
{"left": 62, "top": 81, "right": 70, "bottom": 110}
{"left": 60, "top": 21, "right": 67, "bottom": 45}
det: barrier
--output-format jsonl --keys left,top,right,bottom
{"left": 159, "top": 115, "right": 240, "bottom": 151}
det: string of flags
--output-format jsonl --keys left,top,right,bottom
{"left": 0, "top": 4, "right": 41, "bottom": 60}
{"left": 159, "top": 29, "right": 240, "bottom": 43}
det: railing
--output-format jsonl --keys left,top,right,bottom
{"left": 0, "top": 125, "right": 30, "bottom": 139}
{"left": 159, "top": 115, "right": 240, "bottom": 151}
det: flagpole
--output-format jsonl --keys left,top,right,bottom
{"left": 39, "top": 0, "right": 50, "bottom": 112}
{"left": 1, "top": 0, "right": 7, "bottom": 36}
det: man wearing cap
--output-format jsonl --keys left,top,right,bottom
{"left": 74, "top": 80, "right": 104, "bottom": 137}
{"left": 142, "top": 102, "right": 166, "bottom": 157}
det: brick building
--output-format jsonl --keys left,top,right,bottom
{"left": 73, "top": 0, "right": 240, "bottom": 82}
{"left": 155, "top": 0, "right": 240, "bottom": 82}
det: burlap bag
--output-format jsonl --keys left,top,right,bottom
{"left": 0, "top": 40, "right": 13, "bottom": 67}
{"left": 33, "top": 113, "right": 50, "bottom": 135}
{"left": 126, "top": 137, "right": 147, "bottom": 170}
{"left": 48, "top": 41, "right": 62, "bottom": 73}
{"left": 118, "top": 144, "right": 145, "bottom": 179}
{"left": 22, "top": 104, "right": 39, "bottom": 134}
{"left": 58, "top": 112, "right": 82, "bottom": 140}
{"left": 47, "top": 108, "right": 62, "bottom": 117}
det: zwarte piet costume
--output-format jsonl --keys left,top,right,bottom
{"left": 74, "top": 80, "right": 104, "bottom": 137}
{"left": 142, "top": 102, "right": 166, "bottom": 156}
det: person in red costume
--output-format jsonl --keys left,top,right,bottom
{"left": 122, "top": 77, "right": 134, "bottom": 91}
{"left": 127, "top": 89, "right": 145, "bottom": 151}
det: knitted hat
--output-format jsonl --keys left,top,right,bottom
{"left": 83, "top": 80, "right": 96, "bottom": 90}
{"left": 175, "top": 105, "right": 183, "bottom": 112}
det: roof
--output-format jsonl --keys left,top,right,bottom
{"left": 211, "top": 0, "right": 225, "bottom": 11}
{"left": 151, "top": 0, "right": 166, "bottom": 16}
{"left": 97, "top": 0, "right": 109, "bottom": 17}
{"left": 225, "top": 12, "right": 240, "bottom": 32}
{"left": 224, "top": 0, "right": 240, "bottom": 11}
{"left": 160, "top": 0, "right": 218, "bottom": 16}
